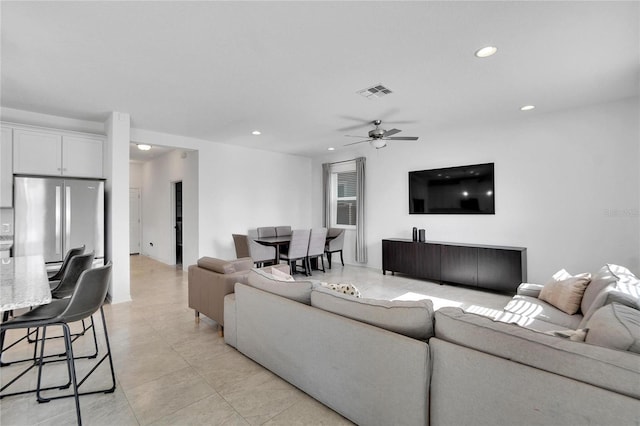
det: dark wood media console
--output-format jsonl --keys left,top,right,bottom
{"left": 382, "top": 239, "right": 527, "bottom": 293}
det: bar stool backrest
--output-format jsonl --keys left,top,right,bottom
{"left": 52, "top": 252, "right": 95, "bottom": 299}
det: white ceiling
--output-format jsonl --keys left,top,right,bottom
{"left": 1, "top": 1, "right": 638, "bottom": 158}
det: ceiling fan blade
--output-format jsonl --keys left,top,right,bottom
{"left": 344, "top": 139, "right": 373, "bottom": 146}
{"left": 386, "top": 136, "right": 419, "bottom": 141}
{"left": 344, "top": 134, "right": 368, "bottom": 138}
{"left": 337, "top": 115, "right": 374, "bottom": 132}
{"left": 383, "top": 128, "right": 402, "bottom": 137}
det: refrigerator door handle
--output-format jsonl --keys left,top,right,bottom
{"left": 65, "top": 185, "right": 71, "bottom": 252}
{"left": 55, "top": 186, "right": 62, "bottom": 255}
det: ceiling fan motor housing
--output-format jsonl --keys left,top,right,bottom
{"left": 369, "top": 128, "right": 386, "bottom": 139}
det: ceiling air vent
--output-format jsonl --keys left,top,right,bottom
{"left": 356, "top": 83, "right": 393, "bottom": 99}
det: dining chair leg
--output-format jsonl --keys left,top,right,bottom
{"left": 326, "top": 252, "right": 332, "bottom": 269}
{"left": 340, "top": 250, "right": 344, "bottom": 266}
{"left": 320, "top": 256, "right": 325, "bottom": 273}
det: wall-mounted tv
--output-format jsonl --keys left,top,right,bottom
{"left": 409, "top": 163, "right": 495, "bottom": 214}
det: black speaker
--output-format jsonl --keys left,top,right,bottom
{"left": 412, "top": 227, "right": 418, "bottom": 242}
{"left": 419, "top": 229, "right": 425, "bottom": 242}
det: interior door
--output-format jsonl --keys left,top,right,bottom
{"left": 129, "top": 188, "right": 141, "bottom": 254}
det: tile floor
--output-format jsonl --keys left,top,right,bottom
{"left": 1, "top": 255, "right": 511, "bottom": 425}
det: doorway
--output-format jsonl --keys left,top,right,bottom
{"left": 129, "top": 188, "right": 141, "bottom": 255}
{"left": 173, "top": 181, "right": 183, "bottom": 266}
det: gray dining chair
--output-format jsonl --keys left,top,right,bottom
{"left": 307, "top": 228, "right": 327, "bottom": 274}
{"left": 0, "top": 263, "right": 115, "bottom": 425}
{"left": 257, "top": 227, "right": 277, "bottom": 238}
{"left": 325, "top": 228, "right": 346, "bottom": 268}
{"left": 247, "top": 229, "right": 277, "bottom": 267}
{"left": 275, "top": 226, "right": 292, "bottom": 237}
{"left": 48, "top": 245, "right": 85, "bottom": 288}
{"left": 280, "top": 229, "right": 311, "bottom": 275}
{"left": 232, "top": 234, "right": 251, "bottom": 258}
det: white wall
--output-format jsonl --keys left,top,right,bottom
{"left": 313, "top": 98, "right": 640, "bottom": 282}
{"left": 139, "top": 149, "right": 199, "bottom": 267}
{"left": 131, "top": 128, "right": 313, "bottom": 264}
{"left": 129, "top": 162, "right": 143, "bottom": 188}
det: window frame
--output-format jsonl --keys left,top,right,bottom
{"left": 330, "top": 161, "right": 357, "bottom": 230}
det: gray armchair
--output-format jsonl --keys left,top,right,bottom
{"left": 325, "top": 228, "right": 345, "bottom": 268}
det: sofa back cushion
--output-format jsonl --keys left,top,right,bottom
{"left": 538, "top": 270, "right": 591, "bottom": 315}
{"left": 246, "top": 268, "right": 313, "bottom": 304}
{"left": 579, "top": 265, "right": 639, "bottom": 327}
{"left": 581, "top": 264, "right": 632, "bottom": 315}
{"left": 585, "top": 303, "right": 640, "bottom": 353}
{"left": 434, "top": 307, "right": 640, "bottom": 399}
{"left": 311, "top": 285, "right": 434, "bottom": 340}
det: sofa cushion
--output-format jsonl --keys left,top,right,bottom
{"left": 246, "top": 268, "right": 313, "bottom": 304}
{"left": 581, "top": 264, "right": 634, "bottom": 316}
{"left": 310, "top": 285, "right": 434, "bottom": 340}
{"left": 538, "top": 270, "right": 591, "bottom": 315}
{"left": 434, "top": 307, "right": 640, "bottom": 399}
{"left": 579, "top": 265, "right": 639, "bottom": 327}
{"left": 585, "top": 303, "right": 640, "bottom": 353}
{"left": 504, "top": 295, "right": 582, "bottom": 329}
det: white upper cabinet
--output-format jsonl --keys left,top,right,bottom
{"left": 63, "top": 135, "right": 104, "bottom": 178}
{"left": 1, "top": 127, "right": 13, "bottom": 207}
{"left": 12, "top": 127, "right": 104, "bottom": 178}
{"left": 13, "top": 129, "right": 62, "bottom": 176}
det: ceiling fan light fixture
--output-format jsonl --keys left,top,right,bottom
{"left": 137, "top": 144, "right": 151, "bottom": 151}
{"left": 370, "top": 139, "right": 387, "bottom": 149}
{"left": 475, "top": 46, "right": 498, "bottom": 58}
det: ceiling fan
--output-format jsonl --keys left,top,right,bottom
{"left": 344, "top": 120, "right": 419, "bottom": 149}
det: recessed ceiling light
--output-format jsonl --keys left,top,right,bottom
{"left": 252, "top": 130, "right": 261, "bottom": 135}
{"left": 520, "top": 105, "right": 536, "bottom": 111}
{"left": 475, "top": 46, "right": 498, "bottom": 58}
{"left": 328, "top": 147, "right": 335, "bottom": 151}
{"left": 137, "top": 144, "right": 151, "bottom": 151}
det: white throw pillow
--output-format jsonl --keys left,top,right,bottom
{"left": 320, "top": 282, "right": 361, "bottom": 298}
{"left": 270, "top": 267, "right": 295, "bottom": 282}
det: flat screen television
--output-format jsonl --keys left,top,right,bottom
{"left": 409, "top": 163, "right": 495, "bottom": 214}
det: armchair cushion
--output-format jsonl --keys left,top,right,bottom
{"left": 197, "top": 256, "right": 253, "bottom": 274}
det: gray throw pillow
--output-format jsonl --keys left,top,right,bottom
{"left": 585, "top": 303, "right": 640, "bottom": 353}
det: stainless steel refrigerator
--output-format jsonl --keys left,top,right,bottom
{"left": 14, "top": 176, "right": 104, "bottom": 266}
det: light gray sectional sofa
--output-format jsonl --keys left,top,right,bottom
{"left": 224, "top": 264, "right": 640, "bottom": 426}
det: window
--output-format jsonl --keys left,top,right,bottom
{"left": 330, "top": 162, "right": 357, "bottom": 228}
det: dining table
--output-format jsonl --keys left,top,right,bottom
{"left": 254, "top": 234, "right": 335, "bottom": 267}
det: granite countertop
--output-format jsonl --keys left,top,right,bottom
{"left": 0, "top": 255, "right": 51, "bottom": 312}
